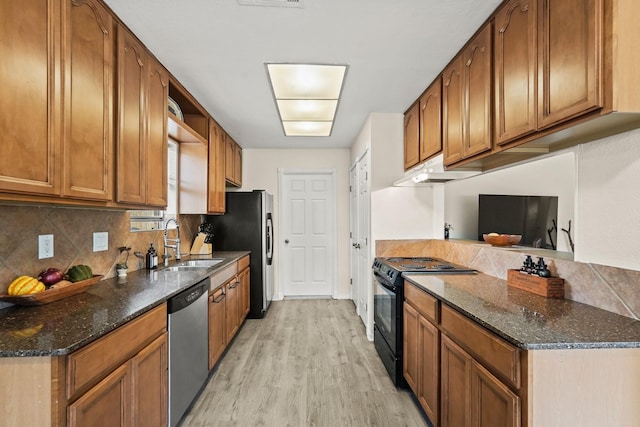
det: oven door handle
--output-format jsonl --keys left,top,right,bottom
{"left": 373, "top": 271, "right": 398, "bottom": 293}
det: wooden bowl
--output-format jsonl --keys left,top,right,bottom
{"left": 483, "top": 234, "right": 521, "bottom": 247}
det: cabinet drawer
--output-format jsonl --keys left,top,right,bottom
{"left": 66, "top": 303, "right": 167, "bottom": 400}
{"left": 210, "top": 263, "right": 237, "bottom": 291}
{"left": 404, "top": 281, "right": 439, "bottom": 323}
{"left": 238, "top": 255, "right": 250, "bottom": 272}
{"left": 441, "top": 304, "right": 520, "bottom": 389}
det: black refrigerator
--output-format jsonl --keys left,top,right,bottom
{"left": 205, "top": 190, "right": 274, "bottom": 318}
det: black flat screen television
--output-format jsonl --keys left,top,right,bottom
{"left": 478, "top": 194, "right": 559, "bottom": 249}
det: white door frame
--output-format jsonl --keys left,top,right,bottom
{"left": 277, "top": 168, "right": 338, "bottom": 299}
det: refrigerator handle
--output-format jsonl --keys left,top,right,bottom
{"left": 266, "top": 213, "right": 274, "bottom": 265}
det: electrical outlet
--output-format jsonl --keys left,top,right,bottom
{"left": 38, "top": 234, "right": 54, "bottom": 259}
{"left": 93, "top": 232, "right": 108, "bottom": 252}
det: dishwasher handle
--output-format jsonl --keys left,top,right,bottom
{"left": 168, "top": 279, "right": 210, "bottom": 314}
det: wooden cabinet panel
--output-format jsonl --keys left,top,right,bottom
{"left": 116, "top": 26, "right": 146, "bottom": 205}
{"left": 67, "top": 362, "right": 131, "bottom": 427}
{"left": 234, "top": 141, "right": 242, "bottom": 186}
{"left": 419, "top": 78, "right": 442, "bottom": 162}
{"left": 494, "top": 0, "right": 537, "bottom": 145}
{"left": 470, "top": 360, "right": 520, "bottom": 427}
{"left": 225, "top": 277, "right": 240, "bottom": 342}
{"left": 403, "top": 302, "right": 419, "bottom": 394}
{"left": 443, "top": 56, "right": 465, "bottom": 166}
{"left": 63, "top": 0, "right": 113, "bottom": 201}
{"left": 419, "top": 316, "right": 440, "bottom": 426}
{"left": 132, "top": 332, "right": 168, "bottom": 427}
{"left": 0, "top": 0, "right": 62, "bottom": 196}
{"left": 441, "top": 334, "right": 472, "bottom": 427}
{"left": 224, "top": 134, "right": 242, "bottom": 186}
{"left": 225, "top": 133, "right": 234, "bottom": 183}
{"left": 208, "top": 287, "right": 226, "bottom": 370}
{"left": 404, "top": 281, "right": 439, "bottom": 323}
{"left": 441, "top": 304, "right": 520, "bottom": 389}
{"left": 538, "top": 0, "right": 602, "bottom": 129}
{"left": 464, "top": 24, "right": 493, "bottom": 158}
{"left": 145, "top": 55, "right": 168, "bottom": 207}
{"left": 404, "top": 102, "right": 420, "bottom": 170}
{"left": 207, "top": 119, "right": 226, "bottom": 214}
{"left": 238, "top": 267, "right": 250, "bottom": 319}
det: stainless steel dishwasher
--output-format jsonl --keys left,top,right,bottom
{"left": 168, "top": 278, "right": 209, "bottom": 427}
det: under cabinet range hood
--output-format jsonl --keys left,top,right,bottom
{"left": 393, "top": 154, "right": 481, "bottom": 186}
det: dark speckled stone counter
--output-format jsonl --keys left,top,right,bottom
{"left": 403, "top": 272, "right": 640, "bottom": 350}
{"left": 0, "top": 251, "right": 249, "bottom": 357}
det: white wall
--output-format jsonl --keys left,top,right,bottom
{"left": 444, "top": 152, "right": 575, "bottom": 252}
{"left": 240, "top": 148, "right": 352, "bottom": 299}
{"left": 575, "top": 127, "right": 640, "bottom": 270}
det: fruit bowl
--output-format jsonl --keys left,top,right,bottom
{"left": 483, "top": 233, "right": 522, "bottom": 247}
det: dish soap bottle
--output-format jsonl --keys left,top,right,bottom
{"left": 146, "top": 243, "right": 158, "bottom": 269}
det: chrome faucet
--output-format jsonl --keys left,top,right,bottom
{"left": 163, "top": 218, "right": 181, "bottom": 263}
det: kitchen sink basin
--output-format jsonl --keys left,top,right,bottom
{"left": 163, "top": 259, "right": 225, "bottom": 272}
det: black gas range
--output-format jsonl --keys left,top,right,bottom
{"left": 372, "top": 256, "right": 475, "bottom": 387}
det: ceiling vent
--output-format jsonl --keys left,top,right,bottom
{"left": 237, "top": 0, "right": 304, "bottom": 8}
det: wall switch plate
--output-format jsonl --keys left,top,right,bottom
{"left": 38, "top": 234, "right": 54, "bottom": 259}
{"left": 93, "top": 232, "right": 108, "bottom": 252}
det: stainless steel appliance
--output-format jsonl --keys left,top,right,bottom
{"left": 205, "top": 190, "right": 274, "bottom": 318}
{"left": 372, "top": 257, "right": 475, "bottom": 387}
{"left": 168, "top": 278, "right": 210, "bottom": 427}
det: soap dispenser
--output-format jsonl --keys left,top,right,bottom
{"left": 146, "top": 243, "right": 158, "bottom": 269}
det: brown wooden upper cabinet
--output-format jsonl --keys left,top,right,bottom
{"left": 225, "top": 134, "right": 242, "bottom": 187}
{"left": 116, "top": 25, "right": 168, "bottom": 208}
{"left": 443, "top": 23, "right": 493, "bottom": 167}
{"left": 419, "top": 78, "right": 443, "bottom": 163}
{"left": 494, "top": 0, "right": 602, "bottom": 145}
{"left": 208, "top": 119, "right": 226, "bottom": 214}
{"left": 404, "top": 102, "right": 420, "bottom": 170}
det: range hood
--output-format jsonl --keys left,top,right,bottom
{"left": 393, "top": 153, "right": 481, "bottom": 186}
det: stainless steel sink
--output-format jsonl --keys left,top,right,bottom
{"left": 177, "top": 259, "right": 224, "bottom": 268}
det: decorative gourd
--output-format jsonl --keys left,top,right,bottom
{"left": 7, "top": 276, "right": 46, "bottom": 295}
{"left": 65, "top": 265, "right": 93, "bottom": 282}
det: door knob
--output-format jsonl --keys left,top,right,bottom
{"left": 285, "top": 239, "right": 289, "bottom": 244}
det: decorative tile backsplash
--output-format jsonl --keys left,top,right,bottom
{"left": 376, "top": 239, "right": 640, "bottom": 320}
{"left": 0, "top": 204, "right": 200, "bottom": 295}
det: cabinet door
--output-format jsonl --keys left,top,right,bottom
{"left": 131, "top": 333, "right": 168, "bottom": 427}
{"left": 470, "top": 361, "right": 520, "bottom": 427}
{"left": 208, "top": 287, "right": 226, "bottom": 370}
{"left": 463, "top": 24, "right": 493, "bottom": 158}
{"left": 68, "top": 363, "right": 131, "bottom": 427}
{"left": 63, "top": 0, "right": 113, "bottom": 201}
{"left": 225, "top": 278, "right": 240, "bottom": 342}
{"left": 419, "top": 315, "right": 440, "bottom": 426}
{"left": 404, "top": 102, "right": 420, "bottom": 170}
{"left": 207, "top": 120, "right": 226, "bottom": 213}
{"left": 442, "top": 56, "right": 465, "bottom": 166}
{"left": 441, "top": 334, "right": 472, "bottom": 427}
{"left": 494, "top": 0, "right": 537, "bottom": 145}
{"left": 145, "top": 56, "right": 168, "bottom": 207}
{"left": 538, "top": 0, "right": 602, "bottom": 129}
{"left": 0, "top": 0, "right": 62, "bottom": 196}
{"left": 116, "top": 26, "right": 146, "bottom": 205}
{"left": 238, "top": 267, "right": 250, "bottom": 319}
{"left": 419, "top": 79, "right": 442, "bottom": 162}
{"left": 403, "top": 302, "right": 419, "bottom": 394}
{"left": 234, "top": 142, "right": 242, "bottom": 186}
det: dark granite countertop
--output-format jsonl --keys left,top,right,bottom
{"left": 403, "top": 272, "right": 640, "bottom": 350}
{"left": 0, "top": 251, "right": 249, "bottom": 357}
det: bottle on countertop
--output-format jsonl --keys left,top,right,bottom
{"left": 146, "top": 243, "right": 158, "bottom": 269}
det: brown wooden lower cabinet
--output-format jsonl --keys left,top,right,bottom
{"left": 132, "top": 333, "right": 168, "bottom": 427}
{"left": 440, "top": 334, "right": 472, "bottom": 427}
{"left": 238, "top": 267, "right": 250, "bottom": 318}
{"left": 225, "top": 276, "right": 240, "bottom": 342}
{"left": 208, "top": 286, "right": 227, "bottom": 370}
{"left": 470, "top": 359, "right": 519, "bottom": 427}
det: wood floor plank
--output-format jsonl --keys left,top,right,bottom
{"left": 182, "top": 300, "right": 427, "bottom": 426}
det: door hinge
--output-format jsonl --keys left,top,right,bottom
{"left": 349, "top": 185, "right": 352, "bottom": 192}
{"left": 365, "top": 237, "right": 368, "bottom": 246}
{"left": 350, "top": 231, "right": 352, "bottom": 238}
{"left": 350, "top": 278, "right": 352, "bottom": 284}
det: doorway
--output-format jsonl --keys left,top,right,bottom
{"left": 278, "top": 169, "right": 337, "bottom": 298}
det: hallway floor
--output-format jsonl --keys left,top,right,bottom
{"left": 182, "top": 299, "right": 427, "bottom": 426}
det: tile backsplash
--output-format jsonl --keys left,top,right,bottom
{"left": 0, "top": 204, "right": 200, "bottom": 295}
{"left": 376, "top": 239, "right": 640, "bottom": 320}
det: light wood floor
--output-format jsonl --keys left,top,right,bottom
{"left": 183, "top": 299, "right": 428, "bottom": 426}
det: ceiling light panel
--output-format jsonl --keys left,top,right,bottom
{"left": 266, "top": 63, "right": 347, "bottom": 137}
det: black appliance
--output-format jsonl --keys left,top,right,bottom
{"left": 372, "top": 257, "right": 475, "bottom": 387}
{"left": 478, "top": 194, "right": 559, "bottom": 249}
{"left": 205, "top": 190, "right": 274, "bottom": 318}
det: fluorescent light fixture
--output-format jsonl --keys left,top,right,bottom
{"left": 266, "top": 63, "right": 347, "bottom": 137}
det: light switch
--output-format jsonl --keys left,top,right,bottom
{"left": 93, "top": 232, "right": 108, "bottom": 252}
{"left": 38, "top": 234, "right": 54, "bottom": 259}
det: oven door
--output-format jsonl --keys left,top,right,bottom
{"left": 373, "top": 272, "right": 398, "bottom": 353}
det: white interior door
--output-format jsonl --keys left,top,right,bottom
{"left": 349, "top": 164, "right": 359, "bottom": 303}
{"left": 356, "top": 152, "right": 370, "bottom": 329}
{"left": 280, "top": 170, "right": 337, "bottom": 297}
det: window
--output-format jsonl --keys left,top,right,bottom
{"left": 129, "top": 140, "right": 178, "bottom": 231}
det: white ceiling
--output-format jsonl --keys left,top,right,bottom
{"left": 104, "top": 0, "right": 502, "bottom": 149}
